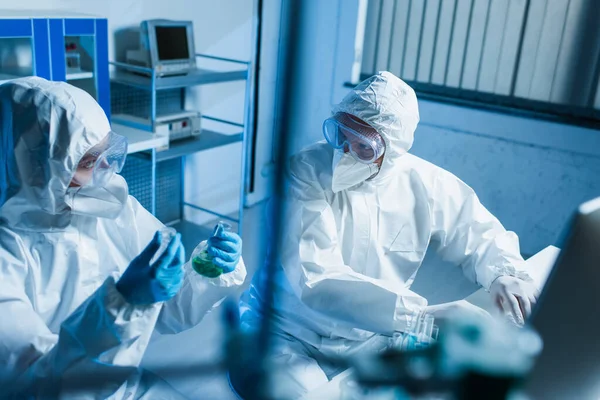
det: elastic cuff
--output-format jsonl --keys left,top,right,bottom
{"left": 483, "top": 267, "right": 534, "bottom": 292}
{"left": 104, "top": 276, "right": 162, "bottom": 322}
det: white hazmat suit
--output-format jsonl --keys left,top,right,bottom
{"left": 0, "top": 77, "right": 246, "bottom": 399}
{"left": 231, "top": 72, "right": 532, "bottom": 398}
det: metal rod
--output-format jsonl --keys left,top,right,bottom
{"left": 237, "top": 0, "right": 260, "bottom": 235}
{"left": 151, "top": 148, "right": 157, "bottom": 215}
{"left": 202, "top": 115, "right": 245, "bottom": 128}
{"left": 249, "top": 0, "right": 264, "bottom": 194}
{"left": 195, "top": 53, "right": 250, "bottom": 65}
{"left": 182, "top": 203, "right": 239, "bottom": 223}
{"left": 179, "top": 155, "right": 185, "bottom": 224}
{"left": 509, "top": 0, "right": 532, "bottom": 97}
{"left": 149, "top": 67, "right": 158, "bottom": 217}
{"left": 151, "top": 70, "right": 157, "bottom": 132}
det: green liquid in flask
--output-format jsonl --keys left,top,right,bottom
{"left": 192, "top": 250, "right": 224, "bottom": 278}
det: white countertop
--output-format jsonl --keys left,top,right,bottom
{"left": 111, "top": 122, "right": 169, "bottom": 154}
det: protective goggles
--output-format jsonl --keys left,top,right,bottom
{"left": 323, "top": 113, "right": 385, "bottom": 164}
{"left": 72, "top": 131, "right": 128, "bottom": 187}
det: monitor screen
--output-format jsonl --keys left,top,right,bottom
{"left": 155, "top": 26, "right": 190, "bottom": 61}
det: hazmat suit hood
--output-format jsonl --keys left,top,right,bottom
{"left": 0, "top": 77, "right": 111, "bottom": 230}
{"left": 332, "top": 71, "right": 420, "bottom": 182}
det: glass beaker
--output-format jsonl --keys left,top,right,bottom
{"left": 393, "top": 312, "right": 439, "bottom": 351}
{"left": 150, "top": 227, "right": 177, "bottom": 265}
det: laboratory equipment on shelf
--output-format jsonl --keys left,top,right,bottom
{"left": 192, "top": 221, "right": 232, "bottom": 277}
{"left": 110, "top": 50, "right": 253, "bottom": 236}
{"left": 163, "top": 112, "right": 202, "bottom": 142}
{"left": 65, "top": 42, "right": 81, "bottom": 72}
{"left": 126, "top": 19, "right": 196, "bottom": 77}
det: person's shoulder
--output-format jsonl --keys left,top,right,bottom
{"left": 288, "top": 142, "right": 332, "bottom": 187}
{"left": 126, "top": 195, "right": 143, "bottom": 210}
{"left": 0, "top": 225, "right": 24, "bottom": 244}
{"left": 105, "top": 195, "right": 151, "bottom": 227}
{"left": 0, "top": 225, "right": 29, "bottom": 264}
{"left": 397, "top": 153, "right": 448, "bottom": 178}
{"left": 290, "top": 142, "right": 331, "bottom": 172}
{"left": 396, "top": 153, "right": 467, "bottom": 188}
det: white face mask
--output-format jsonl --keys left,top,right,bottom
{"left": 65, "top": 174, "right": 128, "bottom": 219}
{"left": 331, "top": 151, "right": 379, "bottom": 193}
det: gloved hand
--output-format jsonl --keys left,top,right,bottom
{"left": 425, "top": 300, "right": 492, "bottom": 322}
{"left": 489, "top": 275, "right": 539, "bottom": 325}
{"left": 206, "top": 225, "right": 242, "bottom": 273}
{"left": 116, "top": 230, "right": 185, "bottom": 305}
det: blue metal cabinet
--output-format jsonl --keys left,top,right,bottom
{"left": 0, "top": 15, "right": 110, "bottom": 118}
{"left": 0, "top": 19, "right": 51, "bottom": 80}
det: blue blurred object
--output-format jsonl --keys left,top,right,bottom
{"left": 117, "top": 230, "right": 185, "bottom": 305}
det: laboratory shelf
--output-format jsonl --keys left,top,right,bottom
{"left": 112, "top": 122, "right": 169, "bottom": 154}
{"left": 1, "top": 70, "right": 94, "bottom": 84}
{"left": 109, "top": 52, "right": 253, "bottom": 235}
{"left": 0, "top": 67, "right": 33, "bottom": 85}
{"left": 154, "top": 130, "right": 243, "bottom": 162}
{"left": 66, "top": 69, "right": 94, "bottom": 80}
{"left": 0, "top": 10, "right": 97, "bottom": 18}
{"left": 110, "top": 68, "right": 247, "bottom": 91}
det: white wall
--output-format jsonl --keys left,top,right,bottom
{"left": 412, "top": 101, "right": 600, "bottom": 256}
{"left": 0, "top": 0, "right": 254, "bottom": 226}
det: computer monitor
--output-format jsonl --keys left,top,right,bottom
{"left": 127, "top": 19, "right": 196, "bottom": 77}
{"left": 525, "top": 197, "right": 600, "bottom": 400}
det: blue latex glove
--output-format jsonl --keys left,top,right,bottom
{"left": 116, "top": 230, "right": 185, "bottom": 305}
{"left": 207, "top": 225, "right": 242, "bottom": 273}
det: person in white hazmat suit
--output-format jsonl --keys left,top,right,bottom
{"left": 0, "top": 77, "right": 246, "bottom": 399}
{"left": 230, "top": 72, "right": 539, "bottom": 399}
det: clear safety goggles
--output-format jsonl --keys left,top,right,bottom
{"left": 72, "top": 131, "right": 128, "bottom": 187}
{"left": 323, "top": 112, "right": 385, "bottom": 164}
